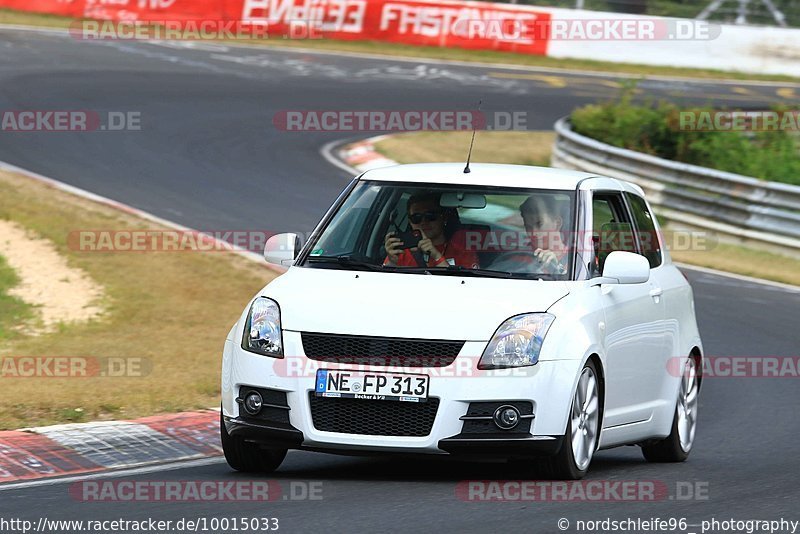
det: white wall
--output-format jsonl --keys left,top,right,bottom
{"left": 535, "top": 6, "right": 800, "bottom": 77}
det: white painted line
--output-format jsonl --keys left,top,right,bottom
{"left": 222, "top": 44, "right": 800, "bottom": 87}
{"left": 319, "top": 139, "right": 360, "bottom": 176}
{"left": 676, "top": 262, "right": 800, "bottom": 292}
{"left": 0, "top": 23, "right": 69, "bottom": 36}
{"left": 325, "top": 134, "right": 400, "bottom": 173}
{"left": 0, "top": 457, "right": 225, "bottom": 492}
{"left": 0, "top": 23, "right": 797, "bottom": 88}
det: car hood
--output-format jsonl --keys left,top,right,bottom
{"left": 261, "top": 267, "right": 570, "bottom": 341}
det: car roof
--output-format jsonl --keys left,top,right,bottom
{"left": 359, "top": 163, "right": 646, "bottom": 196}
{"left": 360, "top": 163, "right": 597, "bottom": 190}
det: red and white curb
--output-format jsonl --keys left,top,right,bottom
{"left": 0, "top": 410, "right": 219, "bottom": 483}
{"left": 337, "top": 135, "right": 399, "bottom": 172}
{"left": 0, "top": 159, "right": 257, "bottom": 485}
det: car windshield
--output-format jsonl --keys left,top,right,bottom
{"left": 300, "top": 181, "right": 576, "bottom": 280}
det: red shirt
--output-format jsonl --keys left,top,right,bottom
{"left": 388, "top": 229, "right": 480, "bottom": 268}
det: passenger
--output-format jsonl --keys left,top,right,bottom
{"left": 384, "top": 193, "right": 479, "bottom": 269}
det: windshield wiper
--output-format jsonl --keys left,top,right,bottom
{"left": 305, "top": 255, "right": 387, "bottom": 272}
{"left": 397, "top": 265, "right": 514, "bottom": 278}
{"left": 398, "top": 265, "right": 559, "bottom": 280}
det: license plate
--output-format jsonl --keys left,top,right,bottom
{"left": 315, "top": 369, "right": 429, "bottom": 402}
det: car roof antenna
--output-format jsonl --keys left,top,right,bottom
{"left": 463, "top": 99, "right": 482, "bottom": 174}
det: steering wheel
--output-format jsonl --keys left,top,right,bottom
{"left": 485, "top": 250, "right": 542, "bottom": 271}
{"left": 488, "top": 250, "right": 569, "bottom": 277}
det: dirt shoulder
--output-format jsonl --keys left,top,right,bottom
{"left": 0, "top": 169, "right": 275, "bottom": 429}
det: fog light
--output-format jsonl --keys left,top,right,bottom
{"left": 243, "top": 391, "right": 263, "bottom": 415}
{"left": 494, "top": 405, "right": 520, "bottom": 430}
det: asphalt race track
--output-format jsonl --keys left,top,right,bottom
{"left": 1, "top": 26, "right": 799, "bottom": 533}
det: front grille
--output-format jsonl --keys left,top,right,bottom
{"left": 308, "top": 392, "right": 439, "bottom": 436}
{"left": 461, "top": 401, "right": 534, "bottom": 435}
{"left": 301, "top": 332, "right": 464, "bottom": 367}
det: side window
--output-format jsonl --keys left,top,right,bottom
{"left": 311, "top": 184, "right": 379, "bottom": 257}
{"left": 626, "top": 193, "right": 662, "bottom": 268}
{"left": 592, "top": 192, "right": 637, "bottom": 275}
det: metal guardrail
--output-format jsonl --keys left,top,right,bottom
{"left": 551, "top": 117, "right": 800, "bottom": 252}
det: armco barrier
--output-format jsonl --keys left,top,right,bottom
{"left": 551, "top": 117, "right": 800, "bottom": 255}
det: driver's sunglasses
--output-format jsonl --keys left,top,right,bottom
{"left": 409, "top": 211, "right": 441, "bottom": 224}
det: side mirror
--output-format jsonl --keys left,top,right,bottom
{"left": 264, "top": 233, "right": 300, "bottom": 266}
{"left": 590, "top": 251, "right": 650, "bottom": 286}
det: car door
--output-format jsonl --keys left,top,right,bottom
{"left": 592, "top": 191, "right": 667, "bottom": 429}
{"left": 625, "top": 192, "right": 680, "bottom": 412}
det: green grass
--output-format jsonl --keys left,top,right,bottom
{"left": 0, "top": 8, "right": 73, "bottom": 28}
{"left": 376, "top": 131, "right": 556, "bottom": 167}
{"left": 1, "top": 8, "right": 799, "bottom": 83}
{"left": 0, "top": 254, "right": 35, "bottom": 341}
{"left": 0, "top": 170, "right": 275, "bottom": 429}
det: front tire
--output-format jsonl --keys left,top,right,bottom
{"left": 220, "top": 411, "right": 287, "bottom": 473}
{"left": 642, "top": 356, "right": 699, "bottom": 463}
{"left": 539, "top": 360, "right": 601, "bottom": 480}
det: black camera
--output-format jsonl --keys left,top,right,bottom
{"left": 393, "top": 228, "right": 422, "bottom": 250}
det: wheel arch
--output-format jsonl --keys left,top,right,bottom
{"left": 586, "top": 353, "right": 606, "bottom": 445}
{"left": 690, "top": 346, "right": 703, "bottom": 390}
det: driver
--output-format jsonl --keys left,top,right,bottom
{"left": 384, "top": 193, "right": 479, "bottom": 269}
{"left": 488, "top": 193, "right": 571, "bottom": 275}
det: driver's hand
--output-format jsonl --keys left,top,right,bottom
{"left": 385, "top": 233, "right": 403, "bottom": 265}
{"left": 417, "top": 230, "right": 443, "bottom": 263}
{"left": 534, "top": 248, "right": 559, "bottom": 272}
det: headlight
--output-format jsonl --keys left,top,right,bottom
{"left": 478, "top": 313, "right": 555, "bottom": 369}
{"left": 241, "top": 297, "right": 283, "bottom": 358}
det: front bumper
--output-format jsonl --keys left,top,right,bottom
{"left": 438, "top": 435, "right": 564, "bottom": 456}
{"left": 222, "top": 332, "right": 581, "bottom": 457}
{"left": 223, "top": 415, "right": 565, "bottom": 458}
{"left": 224, "top": 417, "right": 304, "bottom": 449}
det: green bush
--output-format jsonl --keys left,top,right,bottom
{"left": 570, "top": 88, "right": 800, "bottom": 185}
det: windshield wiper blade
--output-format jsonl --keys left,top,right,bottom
{"left": 443, "top": 265, "right": 514, "bottom": 278}
{"left": 397, "top": 265, "right": 513, "bottom": 278}
{"left": 306, "top": 255, "right": 386, "bottom": 271}
{"left": 398, "top": 265, "right": 560, "bottom": 280}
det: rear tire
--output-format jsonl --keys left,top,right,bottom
{"left": 537, "top": 360, "right": 601, "bottom": 480}
{"left": 642, "top": 357, "right": 698, "bottom": 463}
{"left": 220, "top": 411, "right": 287, "bottom": 473}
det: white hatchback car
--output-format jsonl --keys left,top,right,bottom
{"left": 220, "top": 163, "right": 702, "bottom": 479}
